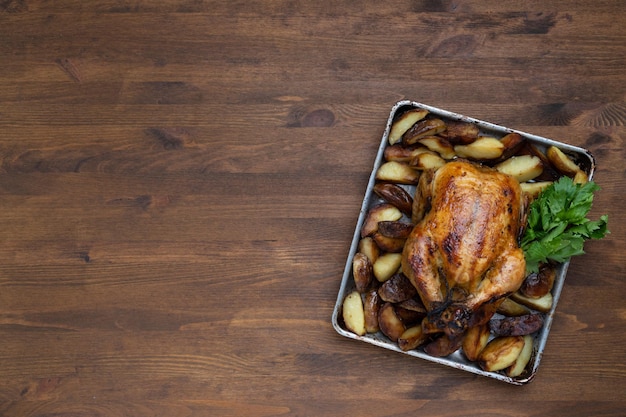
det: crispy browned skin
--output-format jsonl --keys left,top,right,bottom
{"left": 401, "top": 160, "right": 526, "bottom": 337}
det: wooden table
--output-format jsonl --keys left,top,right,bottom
{"left": 1, "top": 1, "right": 624, "bottom": 416}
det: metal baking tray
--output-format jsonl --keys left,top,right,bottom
{"left": 332, "top": 100, "right": 596, "bottom": 385}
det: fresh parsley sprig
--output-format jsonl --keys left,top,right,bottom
{"left": 520, "top": 176, "right": 609, "bottom": 274}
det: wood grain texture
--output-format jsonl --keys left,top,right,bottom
{"left": 1, "top": 1, "right": 625, "bottom": 416}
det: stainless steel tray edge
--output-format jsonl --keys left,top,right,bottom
{"left": 332, "top": 100, "right": 596, "bottom": 385}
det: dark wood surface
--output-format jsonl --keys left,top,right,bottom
{"left": 1, "top": 1, "right": 625, "bottom": 416}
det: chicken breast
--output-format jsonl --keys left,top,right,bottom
{"left": 401, "top": 160, "right": 526, "bottom": 339}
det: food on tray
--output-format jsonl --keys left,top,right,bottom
{"left": 339, "top": 105, "right": 609, "bottom": 380}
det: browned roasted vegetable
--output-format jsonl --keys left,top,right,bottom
{"left": 497, "top": 297, "right": 531, "bottom": 317}
{"left": 519, "top": 263, "right": 557, "bottom": 298}
{"left": 352, "top": 252, "right": 373, "bottom": 293}
{"left": 439, "top": 120, "right": 479, "bottom": 144}
{"left": 510, "top": 291, "right": 553, "bottom": 313}
{"left": 462, "top": 323, "right": 491, "bottom": 361}
{"left": 373, "top": 183, "right": 413, "bottom": 216}
{"left": 497, "top": 132, "right": 526, "bottom": 161}
{"left": 506, "top": 335, "right": 534, "bottom": 377}
{"left": 397, "top": 297, "right": 427, "bottom": 315}
{"left": 423, "top": 333, "right": 464, "bottom": 357}
{"left": 371, "top": 232, "right": 406, "bottom": 253}
{"left": 361, "top": 204, "right": 402, "bottom": 238}
{"left": 417, "top": 136, "right": 456, "bottom": 160}
{"left": 403, "top": 118, "right": 447, "bottom": 145}
{"left": 478, "top": 336, "right": 525, "bottom": 372}
{"left": 377, "top": 273, "right": 417, "bottom": 303}
{"left": 398, "top": 323, "right": 429, "bottom": 351}
{"left": 376, "top": 161, "right": 421, "bottom": 184}
{"left": 363, "top": 289, "right": 382, "bottom": 333}
{"left": 546, "top": 145, "right": 582, "bottom": 177}
{"left": 372, "top": 253, "right": 402, "bottom": 282}
{"left": 357, "top": 237, "right": 380, "bottom": 263}
{"left": 388, "top": 109, "right": 429, "bottom": 145}
{"left": 383, "top": 143, "right": 430, "bottom": 162}
{"left": 342, "top": 291, "right": 366, "bottom": 336}
{"left": 378, "top": 302, "right": 406, "bottom": 342}
{"left": 489, "top": 314, "right": 545, "bottom": 337}
{"left": 377, "top": 220, "right": 414, "bottom": 239}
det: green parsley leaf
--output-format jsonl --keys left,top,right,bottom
{"left": 520, "top": 176, "right": 609, "bottom": 274}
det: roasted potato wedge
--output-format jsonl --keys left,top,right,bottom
{"left": 489, "top": 314, "right": 544, "bottom": 337}
{"left": 377, "top": 273, "right": 417, "bottom": 303}
{"left": 371, "top": 232, "right": 406, "bottom": 253}
{"left": 546, "top": 146, "right": 581, "bottom": 176}
{"left": 398, "top": 323, "right": 429, "bottom": 351}
{"left": 378, "top": 302, "right": 406, "bottom": 342}
{"left": 388, "top": 109, "right": 429, "bottom": 145}
{"left": 372, "top": 253, "right": 402, "bottom": 282}
{"left": 417, "top": 136, "right": 456, "bottom": 160}
{"left": 478, "top": 336, "right": 525, "bottom": 372}
{"left": 495, "top": 155, "right": 543, "bottom": 183}
{"left": 397, "top": 297, "right": 427, "bottom": 315}
{"left": 520, "top": 181, "right": 553, "bottom": 200}
{"left": 409, "top": 150, "right": 446, "bottom": 170}
{"left": 373, "top": 183, "right": 413, "bottom": 216}
{"left": 352, "top": 252, "right": 373, "bottom": 293}
{"left": 377, "top": 220, "right": 414, "bottom": 239}
{"left": 497, "top": 297, "right": 531, "bottom": 317}
{"left": 454, "top": 136, "right": 505, "bottom": 160}
{"left": 462, "top": 323, "right": 491, "bottom": 362}
{"left": 342, "top": 291, "right": 366, "bottom": 336}
{"left": 439, "top": 120, "right": 479, "bottom": 144}
{"left": 403, "top": 118, "right": 447, "bottom": 145}
{"left": 384, "top": 144, "right": 430, "bottom": 162}
{"left": 375, "top": 161, "right": 421, "bottom": 184}
{"left": 498, "top": 132, "right": 526, "bottom": 161}
{"left": 357, "top": 237, "right": 380, "bottom": 263}
{"left": 506, "top": 335, "right": 534, "bottom": 377}
{"left": 519, "top": 264, "right": 556, "bottom": 298}
{"left": 573, "top": 169, "right": 589, "bottom": 184}
{"left": 360, "top": 204, "right": 403, "bottom": 238}
{"left": 363, "top": 289, "right": 382, "bottom": 334}
{"left": 510, "top": 291, "right": 554, "bottom": 313}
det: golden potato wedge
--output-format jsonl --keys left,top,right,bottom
{"left": 497, "top": 297, "right": 531, "bottom": 317}
{"left": 439, "top": 120, "right": 479, "bottom": 144}
{"left": 383, "top": 144, "right": 430, "bottom": 162}
{"left": 409, "top": 150, "right": 446, "bottom": 170}
{"left": 454, "top": 136, "right": 505, "bottom": 160}
{"left": 373, "top": 183, "right": 414, "bottom": 216}
{"left": 417, "top": 136, "right": 456, "bottom": 160}
{"left": 360, "top": 204, "right": 403, "bottom": 238}
{"left": 363, "top": 289, "right": 382, "bottom": 334}
{"left": 371, "top": 232, "right": 406, "bottom": 253}
{"left": 375, "top": 161, "right": 421, "bottom": 184}
{"left": 372, "top": 253, "right": 402, "bottom": 282}
{"left": 495, "top": 155, "right": 543, "bottom": 183}
{"left": 546, "top": 146, "right": 581, "bottom": 176}
{"left": 478, "top": 336, "right": 525, "bottom": 372}
{"left": 462, "top": 323, "right": 491, "bottom": 362}
{"left": 377, "top": 273, "right": 417, "bottom": 303}
{"left": 520, "top": 181, "right": 553, "bottom": 200}
{"left": 352, "top": 252, "right": 373, "bottom": 293}
{"left": 342, "top": 291, "right": 366, "bottom": 336}
{"left": 573, "top": 169, "right": 589, "bottom": 184}
{"left": 398, "top": 323, "right": 429, "bottom": 351}
{"left": 377, "top": 220, "right": 414, "bottom": 239}
{"left": 357, "top": 237, "right": 380, "bottom": 263}
{"left": 506, "top": 335, "right": 534, "bottom": 377}
{"left": 388, "top": 109, "right": 429, "bottom": 145}
{"left": 402, "top": 118, "right": 447, "bottom": 145}
{"left": 497, "top": 132, "right": 526, "bottom": 161}
{"left": 510, "top": 291, "right": 553, "bottom": 313}
{"left": 519, "top": 264, "right": 556, "bottom": 298}
{"left": 378, "top": 302, "right": 406, "bottom": 342}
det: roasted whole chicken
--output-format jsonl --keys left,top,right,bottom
{"left": 401, "top": 160, "right": 527, "bottom": 353}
